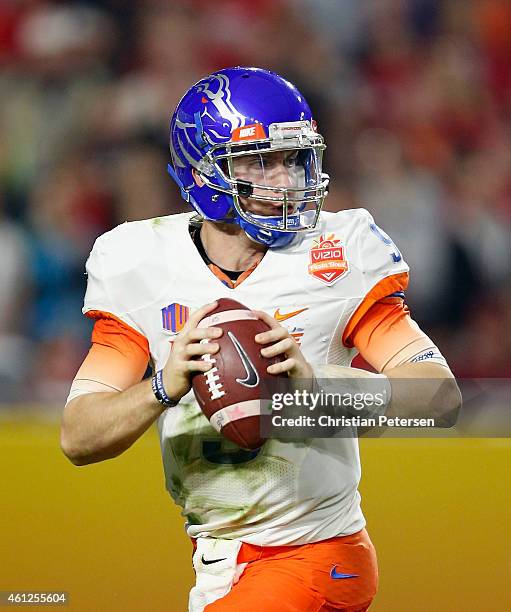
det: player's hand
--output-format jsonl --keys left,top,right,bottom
{"left": 161, "top": 302, "right": 223, "bottom": 402}
{"left": 253, "top": 310, "right": 313, "bottom": 379}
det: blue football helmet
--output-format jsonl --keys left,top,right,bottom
{"left": 168, "top": 67, "right": 329, "bottom": 248}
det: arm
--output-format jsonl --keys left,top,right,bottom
{"left": 251, "top": 214, "right": 460, "bottom": 426}
{"left": 255, "top": 305, "right": 461, "bottom": 427}
{"left": 313, "top": 361, "right": 461, "bottom": 428}
{"left": 351, "top": 297, "right": 461, "bottom": 425}
{"left": 61, "top": 302, "right": 222, "bottom": 466}
{"left": 62, "top": 381, "right": 163, "bottom": 466}
{"left": 63, "top": 299, "right": 326, "bottom": 466}
{"left": 384, "top": 361, "right": 461, "bottom": 426}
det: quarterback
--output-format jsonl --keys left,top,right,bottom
{"left": 61, "top": 67, "right": 461, "bottom": 611}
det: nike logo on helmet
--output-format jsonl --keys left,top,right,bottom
{"left": 273, "top": 307, "right": 308, "bottom": 322}
{"left": 228, "top": 331, "right": 259, "bottom": 388}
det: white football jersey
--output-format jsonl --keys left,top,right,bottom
{"left": 83, "top": 209, "right": 408, "bottom": 545}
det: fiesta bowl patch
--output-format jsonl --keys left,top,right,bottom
{"left": 308, "top": 234, "right": 348, "bottom": 286}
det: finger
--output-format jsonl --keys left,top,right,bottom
{"left": 187, "top": 360, "right": 213, "bottom": 373}
{"left": 255, "top": 325, "right": 288, "bottom": 345}
{"left": 252, "top": 310, "right": 280, "bottom": 330}
{"left": 261, "top": 337, "right": 295, "bottom": 358}
{"left": 267, "top": 358, "right": 296, "bottom": 375}
{"left": 187, "top": 327, "right": 223, "bottom": 342}
{"left": 174, "top": 326, "right": 221, "bottom": 349}
{"left": 186, "top": 301, "right": 219, "bottom": 329}
{"left": 185, "top": 342, "right": 219, "bottom": 357}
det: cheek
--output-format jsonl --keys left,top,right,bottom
{"left": 238, "top": 196, "right": 263, "bottom": 211}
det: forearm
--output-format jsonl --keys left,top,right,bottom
{"left": 61, "top": 303, "right": 222, "bottom": 466}
{"left": 61, "top": 378, "right": 164, "bottom": 466}
{"left": 312, "top": 362, "right": 461, "bottom": 425}
{"left": 384, "top": 362, "right": 462, "bottom": 425}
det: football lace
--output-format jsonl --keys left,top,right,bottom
{"left": 200, "top": 346, "right": 225, "bottom": 400}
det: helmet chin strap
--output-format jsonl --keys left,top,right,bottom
{"left": 237, "top": 213, "right": 298, "bottom": 248}
{"left": 167, "top": 163, "right": 191, "bottom": 202}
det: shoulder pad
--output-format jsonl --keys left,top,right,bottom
{"left": 318, "top": 208, "right": 409, "bottom": 294}
{"left": 83, "top": 220, "right": 159, "bottom": 321}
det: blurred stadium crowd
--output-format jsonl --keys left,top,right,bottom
{"left": 1, "top": 0, "right": 510, "bottom": 404}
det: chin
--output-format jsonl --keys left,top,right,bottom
{"left": 249, "top": 207, "right": 297, "bottom": 217}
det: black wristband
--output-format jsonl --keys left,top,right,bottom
{"left": 151, "top": 370, "right": 179, "bottom": 408}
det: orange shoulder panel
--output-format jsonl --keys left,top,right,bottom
{"left": 350, "top": 300, "right": 434, "bottom": 372}
{"left": 342, "top": 272, "right": 409, "bottom": 348}
{"left": 86, "top": 309, "right": 150, "bottom": 358}
{"left": 76, "top": 310, "right": 150, "bottom": 391}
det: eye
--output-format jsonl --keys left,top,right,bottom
{"left": 284, "top": 153, "right": 299, "bottom": 167}
{"left": 247, "top": 157, "right": 266, "bottom": 169}
{"left": 250, "top": 156, "right": 275, "bottom": 170}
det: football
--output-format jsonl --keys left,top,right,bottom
{"left": 192, "top": 298, "right": 284, "bottom": 450}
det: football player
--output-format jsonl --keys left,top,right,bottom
{"left": 61, "top": 67, "right": 461, "bottom": 611}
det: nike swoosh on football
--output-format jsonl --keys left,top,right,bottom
{"left": 228, "top": 331, "right": 260, "bottom": 388}
{"left": 201, "top": 555, "right": 227, "bottom": 565}
{"left": 330, "top": 566, "right": 359, "bottom": 580}
{"left": 273, "top": 307, "right": 308, "bottom": 322}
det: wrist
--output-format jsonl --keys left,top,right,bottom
{"left": 151, "top": 370, "right": 179, "bottom": 408}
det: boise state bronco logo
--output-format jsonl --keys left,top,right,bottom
{"left": 308, "top": 234, "right": 348, "bottom": 286}
{"left": 196, "top": 74, "right": 245, "bottom": 140}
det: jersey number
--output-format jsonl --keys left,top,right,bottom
{"left": 370, "top": 223, "right": 402, "bottom": 263}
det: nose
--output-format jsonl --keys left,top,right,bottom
{"left": 267, "top": 163, "right": 292, "bottom": 187}
{"left": 264, "top": 167, "right": 294, "bottom": 205}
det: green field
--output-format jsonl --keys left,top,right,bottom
{"left": 1, "top": 417, "right": 509, "bottom": 611}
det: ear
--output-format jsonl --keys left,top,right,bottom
{"left": 192, "top": 168, "right": 205, "bottom": 187}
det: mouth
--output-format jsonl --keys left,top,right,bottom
{"left": 249, "top": 203, "right": 298, "bottom": 217}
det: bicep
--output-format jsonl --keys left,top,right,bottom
{"left": 349, "top": 300, "right": 442, "bottom": 372}
{"left": 67, "top": 314, "right": 150, "bottom": 403}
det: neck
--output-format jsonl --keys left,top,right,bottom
{"left": 200, "top": 221, "right": 267, "bottom": 271}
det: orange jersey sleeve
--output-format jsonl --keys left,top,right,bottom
{"left": 342, "top": 272, "right": 409, "bottom": 348}
{"left": 347, "top": 299, "right": 436, "bottom": 372}
{"left": 74, "top": 310, "right": 150, "bottom": 391}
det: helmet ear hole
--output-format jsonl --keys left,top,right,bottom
{"left": 191, "top": 169, "right": 205, "bottom": 187}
